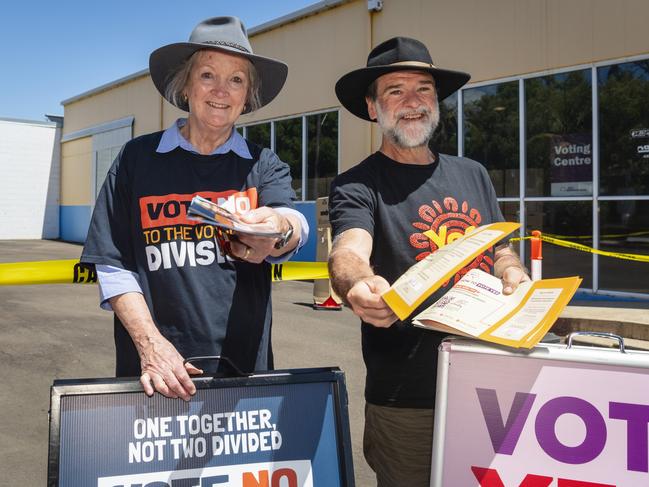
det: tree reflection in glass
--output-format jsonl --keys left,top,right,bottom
{"left": 599, "top": 60, "right": 649, "bottom": 196}
{"left": 307, "top": 111, "right": 338, "bottom": 200}
{"left": 245, "top": 122, "right": 271, "bottom": 149}
{"left": 526, "top": 70, "right": 592, "bottom": 197}
{"left": 463, "top": 81, "right": 519, "bottom": 197}
{"left": 431, "top": 93, "right": 458, "bottom": 156}
{"left": 275, "top": 117, "right": 303, "bottom": 200}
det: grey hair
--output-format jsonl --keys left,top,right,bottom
{"left": 164, "top": 50, "right": 262, "bottom": 113}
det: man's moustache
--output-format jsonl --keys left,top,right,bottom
{"left": 396, "top": 107, "right": 431, "bottom": 120}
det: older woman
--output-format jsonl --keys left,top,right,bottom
{"left": 81, "top": 17, "right": 307, "bottom": 401}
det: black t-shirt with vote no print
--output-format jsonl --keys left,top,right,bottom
{"left": 81, "top": 132, "right": 297, "bottom": 377}
{"left": 329, "top": 151, "right": 504, "bottom": 409}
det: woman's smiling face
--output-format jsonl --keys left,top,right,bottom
{"left": 184, "top": 49, "right": 250, "bottom": 133}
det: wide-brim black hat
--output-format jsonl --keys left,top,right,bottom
{"left": 149, "top": 16, "right": 288, "bottom": 113}
{"left": 335, "top": 37, "right": 471, "bottom": 121}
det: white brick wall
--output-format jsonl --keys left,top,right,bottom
{"left": 0, "top": 119, "right": 61, "bottom": 239}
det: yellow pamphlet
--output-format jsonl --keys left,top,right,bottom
{"left": 382, "top": 222, "right": 520, "bottom": 320}
{"left": 412, "top": 269, "right": 582, "bottom": 348}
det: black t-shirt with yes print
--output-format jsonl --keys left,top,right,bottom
{"left": 329, "top": 151, "right": 504, "bottom": 409}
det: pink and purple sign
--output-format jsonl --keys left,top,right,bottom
{"left": 435, "top": 341, "right": 649, "bottom": 486}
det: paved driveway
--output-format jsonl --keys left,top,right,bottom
{"left": 0, "top": 240, "right": 374, "bottom": 485}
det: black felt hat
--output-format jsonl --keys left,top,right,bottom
{"left": 149, "top": 16, "right": 288, "bottom": 112}
{"left": 335, "top": 37, "right": 470, "bottom": 121}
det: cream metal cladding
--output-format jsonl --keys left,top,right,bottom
{"left": 372, "top": 0, "right": 649, "bottom": 82}
{"left": 63, "top": 74, "right": 162, "bottom": 136}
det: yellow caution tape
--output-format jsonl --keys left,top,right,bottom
{"left": 0, "top": 259, "right": 330, "bottom": 286}
{"left": 511, "top": 236, "right": 649, "bottom": 263}
{"left": 271, "top": 261, "right": 329, "bottom": 282}
{"left": 543, "top": 230, "right": 649, "bottom": 241}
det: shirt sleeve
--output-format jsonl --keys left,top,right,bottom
{"left": 328, "top": 168, "right": 376, "bottom": 239}
{"left": 264, "top": 207, "right": 309, "bottom": 264}
{"left": 256, "top": 148, "right": 297, "bottom": 210}
{"left": 96, "top": 264, "right": 143, "bottom": 311}
{"left": 80, "top": 144, "right": 137, "bottom": 271}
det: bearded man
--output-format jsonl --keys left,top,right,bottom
{"left": 328, "top": 37, "right": 529, "bottom": 486}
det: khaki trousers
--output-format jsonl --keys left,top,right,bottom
{"left": 363, "top": 403, "right": 435, "bottom": 487}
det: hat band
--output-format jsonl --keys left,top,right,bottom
{"left": 387, "top": 61, "right": 437, "bottom": 69}
{"left": 202, "top": 40, "right": 251, "bottom": 54}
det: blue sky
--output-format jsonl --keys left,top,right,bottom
{"left": 0, "top": 0, "right": 317, "bottom": 121}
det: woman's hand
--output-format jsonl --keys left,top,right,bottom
{"left": 109, "top": 292, "right": 203, "bottom": 401}
{"left": 138, "top": 334, "right": 203, "bottom": 401}
{"left": 229, "top": 207, "right": 297, "bottom": 263}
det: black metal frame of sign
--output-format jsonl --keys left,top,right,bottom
{"left": 48, "top": 367, "right": 355, "bottom": 487}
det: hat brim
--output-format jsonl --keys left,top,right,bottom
{"left": 335, "top": 64, "right": 470, "bottom": 121}
{"left": 149, "top": 42, "right": 288, "bottom": 112}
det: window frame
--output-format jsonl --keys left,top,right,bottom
{"left": 240, "top": 108, "right": 340, "bottom": 202}
{"left": 456, "top": 54, "right": 649, "bottom": 298}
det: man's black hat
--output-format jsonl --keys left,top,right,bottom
{"left": 335, "top": 37, "right": 471, "bottom": 121}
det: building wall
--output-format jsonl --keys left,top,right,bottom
{"left": 0, "top": 119, "right": 60, "bottom": 239}
{"left": 372, "top": 0, "right": 649, "bottom": 83}
{"left": 60, "top": 136, "right": 92, "bottom": 241}
{"left": 63, "top": 75, "right": 161, "bottom": 138}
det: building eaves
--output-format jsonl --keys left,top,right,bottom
{"left": 60, "top": 0, "right": 355, "bottom": 107}
{"left": 249, "top": 0, "right": 354, "bottom": 36}
{"left": 60, "top": 68, "right": 150, "bottom": 107}
{"left": 0, "top": 116, "right": 58, "bottom": 127}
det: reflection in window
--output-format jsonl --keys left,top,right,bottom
{"left": 526, "top": 70, "right": 592, "bottom": 197}
{"left": 275, "top": 118, "right": 303, "bottom": 199}
{"left": 525, "top": 201, "right": 592, "bottom": 288}
{"left": 499, "top": 202, "right": 521, "bottom": 241}
{"left": 463, "top": 82, "right": 519, "bottom": 197}
{"left": 431, "top": 94, "right": 458, "bottom": 156}
{"left": 245, "top": 122, "right": 270, "bottom": 148}
{"left": 307, "top": 111, "right": 338, "bottom": 200}
{"left": 598, "top": 60, "right": 649, "bottom": 196}
{"left": 599, "top": 200, "right": 649, "bottom": 294}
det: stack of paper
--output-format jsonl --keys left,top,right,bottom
{"left": 381, "top": 222, "right": 581, "bottom": 349}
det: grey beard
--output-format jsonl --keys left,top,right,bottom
{"left": 377, "top": 103, "right": 440, "bottom": 149}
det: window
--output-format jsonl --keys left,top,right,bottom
{"left": 525, "top": 201, "right": 593, "bottom": 288}
{"left": 499, "top": 202, "right": 520, "bottom": 238}
{"left": 526, "top": 70, "right": 592, "bottom": 197}
{"left": 431, "top": 93, "right": 458, "bottom": 156}
{"left": 241, "top": 110, "right": 339, "bottom": 201}
{"left": 598, "top": 60, "right": 649, "bottom": 196}
{"left": 463, "top": 81, "right": 519, "bottom": 197}
{"left": 599, "top": 200, "right": 649, "bottom": 294}
{"left": 274, "top": 117, "right": 303, "bottom": 199}
{"left": 441, "top": 56, "right": 649, "bottom": 298}
{"left": 306, "top": 111, "right": 338, "bottom": 200}
{"left": 245, "top": 122, "right": 270, "bottom": 148}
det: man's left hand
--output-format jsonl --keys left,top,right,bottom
{"left": 501, "top": 265, "right": 531, "bottom": 295}
{"left": 494, "top": 244, "right": 531, "bottom": 295}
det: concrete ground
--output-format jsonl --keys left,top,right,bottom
{"left": 0, "top": 240, "right": 374, "bottom": 486}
